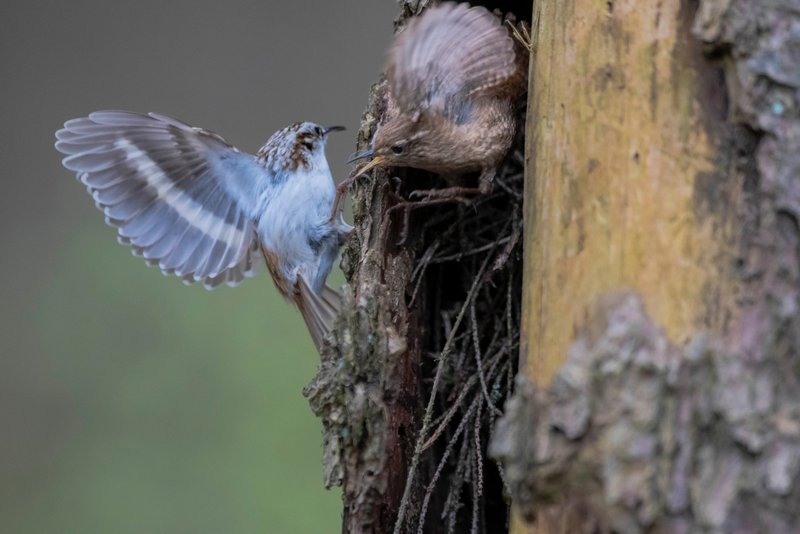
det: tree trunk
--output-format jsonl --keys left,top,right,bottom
{"left": 303, "top": 70, "right": 421, "bottom": 530}
{"left": 490, "top": 0, "right": 800, "bottom": 532}
{"left": 305, "top": 2, "right": 530, "bottom": 533}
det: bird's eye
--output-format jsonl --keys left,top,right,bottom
{"left": 391, "top": 144, "right": 404, "bottom": 154}
{"left": 314, "top": 126, "right": 323, "bottom": 136}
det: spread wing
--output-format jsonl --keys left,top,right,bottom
{"left": 55, "top": 110, "right": 268, "bottom": 288}
{"left": 387, "top": 2, "right": 518, "bottom": 119}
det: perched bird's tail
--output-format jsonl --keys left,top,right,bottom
{"left": 297, "top": 276, "right": 343, "bottom": 352}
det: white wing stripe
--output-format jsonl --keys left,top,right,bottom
{"left": 116, "top": 138, "right": 246, "bottom": 247}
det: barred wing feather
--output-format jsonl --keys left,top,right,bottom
{"left": 55, "top": 110, "right": 267, "bottom": 288}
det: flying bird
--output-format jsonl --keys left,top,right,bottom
{"left": 55, "top": 111, "right": 351, "bottom": 351}
{"left": 337, "top": 2, "right": 527, "bottom": 214}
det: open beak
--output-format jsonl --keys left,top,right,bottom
{"left": 352, "top": 156, "right": 385, "bottom": 178}
{"left": 323, "top": 125, "right": 346, "bottom": 136}
{"left": 347, "top": 149, "right": 385, "bottom": 178}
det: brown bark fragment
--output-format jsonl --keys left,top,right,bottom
{"left": 491, "top": 293, "right": 800, "bottom": 533}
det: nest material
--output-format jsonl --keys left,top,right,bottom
{"left": 305, "top": 2, "right": 531, "bottom": 532}
{"left": 388, "top": 103, "right": 526, "bottom": 534}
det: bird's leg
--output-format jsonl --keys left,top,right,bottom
{"left": 388, "top": 175, "right": 404, "bottom": 199}
{"left": 383, "top": 201, "right": 413, "bottom": 247}
{"left": 384, "top": 197, "right": 470, "bottom": 246}
{"left": 380, "top": 177, "right": 415, "bottom": 245}
{"left": 328, "top": 174, "right": 359, "bottom": 222}
{"left": 408, "top": 166, "right": 496, "bottom": 201}
{"left": 506, "top": 19, "right": 534, "bottom": 53}
{"left": 377, "top": 177, "right": 409, "bottom": 246}
{"left": 377, "top": 177, "right": 469, "bottom": 244}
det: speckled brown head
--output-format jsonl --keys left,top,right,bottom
{"left": 350, "top": 2, "right": 527, "bottom": 195}
{"left": 258, "top": 122, "right": 345, "bottom": 173}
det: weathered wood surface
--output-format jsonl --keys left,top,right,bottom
{"left": 494, "top": 0, "right": 800, "bottom": 532}
{"left": 522, "top": 0, "right": 731, "bottom": 388}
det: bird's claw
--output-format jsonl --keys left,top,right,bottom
{"left": 507, "top": 19, "right": 533, "bottom": 53}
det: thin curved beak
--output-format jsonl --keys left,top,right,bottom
{"left": 347, "top": 149, "right": 385, "bottom": 177}
{"left": 347, "top": 149, "right": 373, "bottom": 164}
{"left": 323, "top": 125, "right": 346, "bottom": 136}
{"left": 352, "top": 155, "right": 385, "bottom": 178}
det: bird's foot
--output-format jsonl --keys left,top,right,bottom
{"left": 384, "top": 196, "right": 470, "bottom": 246}
{"left": 328, "top": 174, "right": 359, "bottom": 223}
{"left": 506, "top": 19, "right": 533, "bottom": 53}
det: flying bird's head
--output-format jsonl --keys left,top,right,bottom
{"left": 258, "top": 122, "right": 345, "bottom": 172}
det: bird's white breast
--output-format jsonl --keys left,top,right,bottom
{"left": 256, "top": 149, "right": 336, "bottom": 286}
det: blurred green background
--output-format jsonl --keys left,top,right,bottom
{"left": 0, "top": 0, "right": 395, "bottom": 532}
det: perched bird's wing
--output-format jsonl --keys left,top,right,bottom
{"left": 296, "top": 276, "right": 343, "bottom": 352}
{"left": 387, "top": 2, "right": 518, "bottom": 119}
{"left": 55, "top": 110, "right": 268, "bottom": 288}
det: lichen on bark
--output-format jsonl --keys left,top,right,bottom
{"left": 303, "top": 8, "right": 431, "bottom": 532}
{"left": 303, "top": 75, "right": 420, "bottom": 532}
{"left": 491, "top": 292, "right": 800, "bottom": 533}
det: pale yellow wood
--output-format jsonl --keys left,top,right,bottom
{"left": 515, "top": 0, "right": 730, "bottom": 531}
{"left": 521, "top": 0, "right": 727, "bottom": 387}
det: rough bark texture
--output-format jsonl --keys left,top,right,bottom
{"left": 491, "top": 292, "right": 800, "bottom": 533}
{"left": 303, "top": 4, "right": 432, "bottom": 531}
{"left": 304, "top": 2, "right": 529, "bottom": 533}
{"left": 303, "top": 75, "right": 420, "bottom": 532}
{"left": 492, "top": 0, "right": 800, "bottom": 532}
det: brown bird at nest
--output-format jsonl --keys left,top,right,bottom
{"left": 333, "top": 2, "right": 529, "bottom": 218}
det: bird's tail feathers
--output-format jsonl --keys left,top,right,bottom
{"left": 297, "top": 276, "right": 343, "bottom": 353}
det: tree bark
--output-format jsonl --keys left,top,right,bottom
{"left": 304, "top": 78, "right": 420, "bottom": 531}
{"left": 305, "top": 2, "right": 529, "bottom": 533}
{"left": 303, "top": 4, "right": 429, "bottom": 531}
{"left": 491, "top": 0, "right": 800, "bottom": 532}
